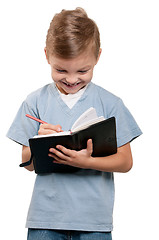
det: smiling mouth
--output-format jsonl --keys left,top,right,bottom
{"left": 62, "top": 81, "right": 81, "bottom": 87}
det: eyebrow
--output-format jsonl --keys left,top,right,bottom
{"left": 79, "top": 65, "right": 91, "bottom": 70}
{"left": 54, "top": 65, "right": 64, "bottom": 69}
{"left": 54, "top": 65, "right": 91, "bottom": 70}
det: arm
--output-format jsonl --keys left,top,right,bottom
{"left": 22, "top": 146, "right": 34, "bottom": 171}
{"left": 89, "top": 142, "right": 133, "bottom": 173}
{"left": 49, "top": 140, "right": 133, "bottom": 173}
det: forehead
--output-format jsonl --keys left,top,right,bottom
{"left": 49, "top": 49, "right": 97, "bottom": 69}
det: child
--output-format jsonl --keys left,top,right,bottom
{"left": 7, "top": 7, "right": 142, "bottom": 240}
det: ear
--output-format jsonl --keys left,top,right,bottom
{"left": 44, "top": 47, "right": 50, "bottom": 64}
{"left": 96, "top": 48, "right": 102, "bottom": 64}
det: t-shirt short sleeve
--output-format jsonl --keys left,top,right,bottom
{"left": 7, "top": 98, "right": 40, "bottom": 146}
{"left": 109, "top": 98, "right": 142, "bottom": 148}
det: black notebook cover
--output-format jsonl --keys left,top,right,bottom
{"left": 21, "top": 117, "right": 117, "bottom": 174}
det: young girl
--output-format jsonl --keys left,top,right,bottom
{"left": 7, "top": 8, "right": 142, "bottom": 240}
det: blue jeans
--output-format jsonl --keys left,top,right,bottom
{"left": 27, "top": 229, "right": 112, "bottom": 240}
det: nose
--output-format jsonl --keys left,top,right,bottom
{"left": 66, "top": 75, "right": 79, "bottom": 85}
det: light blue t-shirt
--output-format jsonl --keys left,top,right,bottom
{"left": 7, "top": 82, "right": 142, "bottom": 231}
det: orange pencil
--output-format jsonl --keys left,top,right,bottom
{"left": 26, "top": 114, "right": 48, "bottom": 124}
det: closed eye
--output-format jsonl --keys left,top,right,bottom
{"left": 56, "top": 69, "right": 67, "bottom": 73}
{"left": 56, "top": 69, "right": 89, "bottom": 73}
{"left": 78, "top": 70, "right": 88, "bottom": 73}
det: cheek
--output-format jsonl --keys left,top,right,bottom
{"left": 81, "top": 72, "right": 93, "bottom": 82}
{"left": 51, "top": 71, "right": 63, "bottom": 82}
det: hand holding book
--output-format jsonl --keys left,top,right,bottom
{"left": 48, "top": 139, "right": 93, "bottom": 169}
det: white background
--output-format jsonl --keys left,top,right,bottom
{"left": 0, "top": 0, "right": 159, "bottom": 239}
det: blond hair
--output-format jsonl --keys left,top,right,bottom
{"left": 46, "top": 8, "right": 100, "bottom": 59}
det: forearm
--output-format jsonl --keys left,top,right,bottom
{"left": 49, "top": 141, "right": 133, "bottom": 173}
{"left": 89, "top": 143, "right": 133, "bottom": 173}
{"left": 22, "top": 146, "right": 34, "bottom": 171}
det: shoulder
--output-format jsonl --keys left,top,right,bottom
{"left": 92, "top": 83, "right": 120, "bottom": 102}
{"left": 89, "top": 82, "right": 133, "bottom": 119}
{"left": 25, "top": 83, "right": 53, "bottom": 106}
{"left": 91, "top": 83, "right": 122, "bottom": 113}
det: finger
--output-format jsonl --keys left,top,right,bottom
{"left": 48, "top": 152, "right": 62, "bottom": 161}
{"left": 38, "top": 124, "right": 63, "bottom": 135}
{"left": 54, "top": 159, "right": 69, "bottom": 165}
{"left": 43, "top": 124, "right": 62, "bottom": 132}
{"left": 55, "top": 124, "right": 63, "bottom": 132}
{"left": 38, "top": 128, "right": 56, "bottom": 135}
{"left": 48, "top": 153, "right": 69, "bottom": 165}
{"left": 56, "top": 145, "right": 76, "bottom": 158}
{"left": 87, "top": 139, "right": 93, "bottom": 155}
{"left": 49, "top": 147, "right": 70, "bottom": 161}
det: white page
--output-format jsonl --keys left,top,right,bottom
{"left": 71, "top": 107, "right": 98, "bottom": 131}
{"left": 33, "top": 131, "right": 70, "bottom": 138}
{"left": 72, "top": 116, "right": 105, "bottom": 133}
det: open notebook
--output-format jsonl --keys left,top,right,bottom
{"left": 20, "top": 107, "right": 117, "bottom": 173}
{"left": 33, "top": 107, "right": 105, "bottom": 138}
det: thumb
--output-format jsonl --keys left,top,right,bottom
{"left": 87, "top": 139, "right": 93, "bottom": 155}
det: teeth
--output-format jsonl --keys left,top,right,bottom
{"left": 75, "top": 82, "right": 80, "bottom": 86}
{"left": 64, "top": 82, "right": 80, "bottom": 86}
